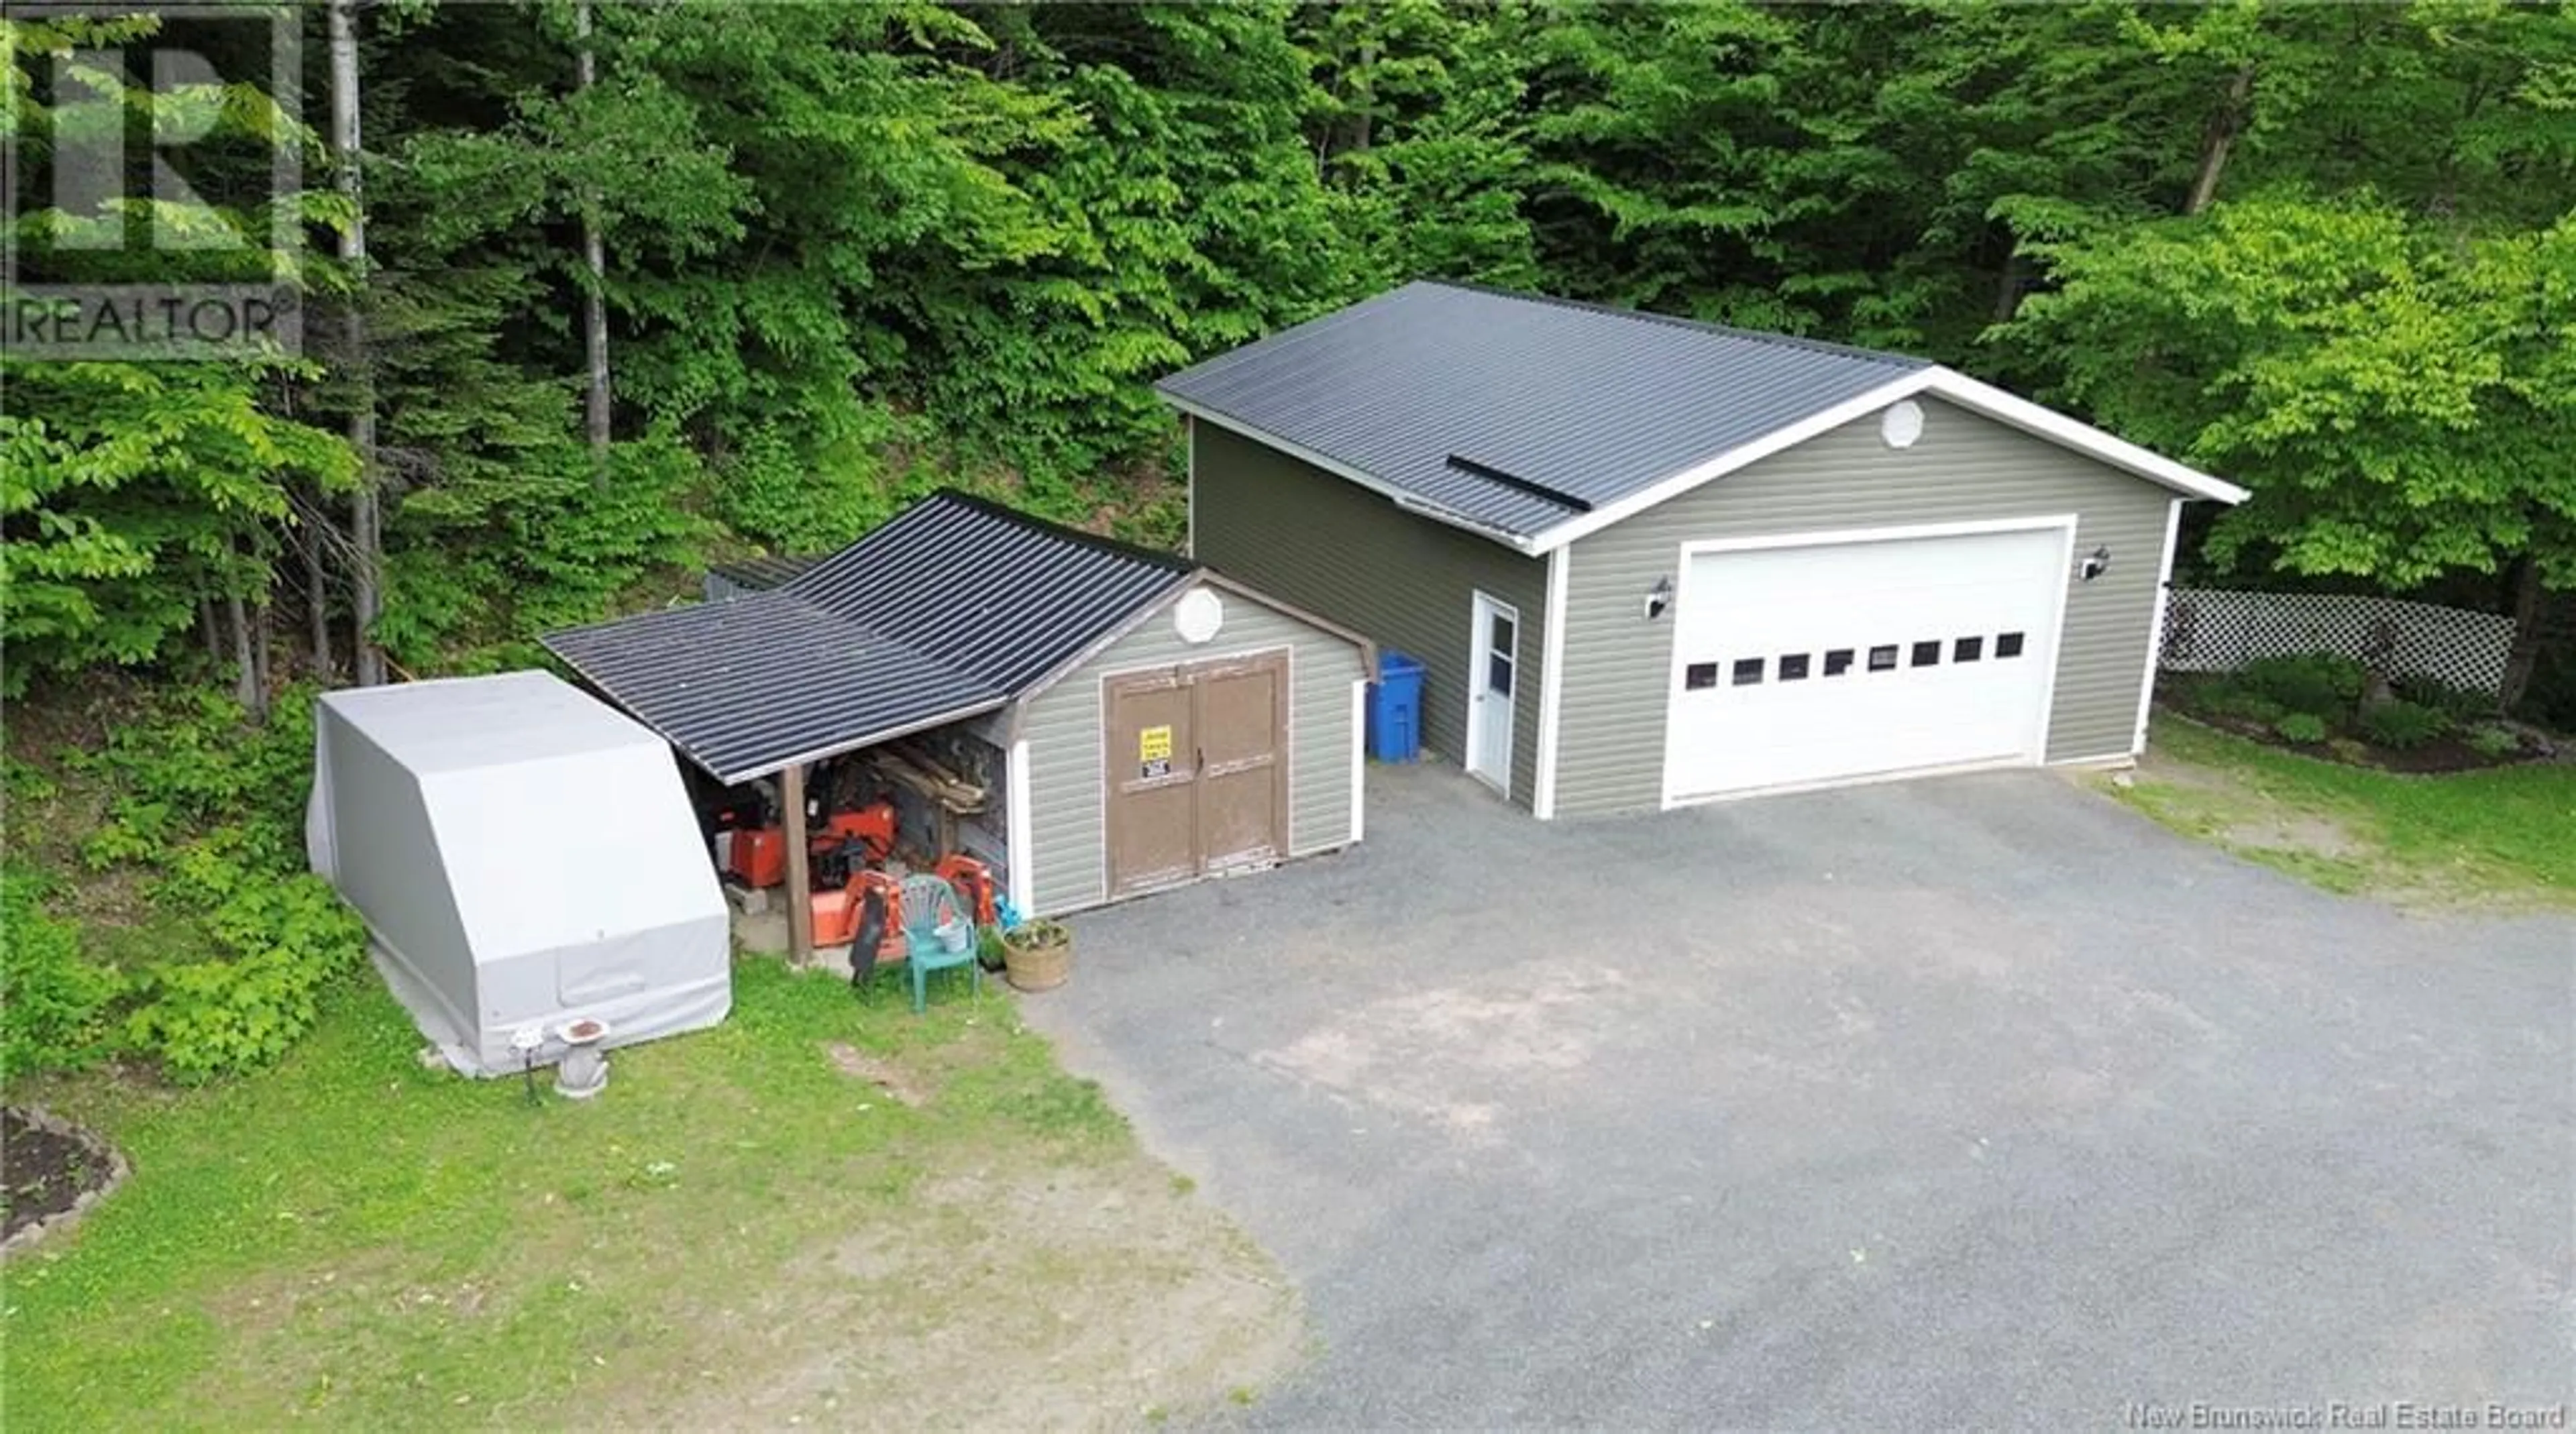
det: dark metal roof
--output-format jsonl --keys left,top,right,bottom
{"left": 786, "top": 490, "right": 1191, "bottom": 696}
{"left": 706, "top": 553, "right": 824, "bottom": 592}
{"left": 544, "top": 492, "right": 1192, "bottom": 781}
{"left": 1155, "top": 280, "right": 1929, "bottom": 541}
{"left": 542, "top": 590, "right": 1005, "bottom": 783}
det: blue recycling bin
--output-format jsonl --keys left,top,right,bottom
{"left": 1368, "top": 651, "right": 1425, "bottom": 762}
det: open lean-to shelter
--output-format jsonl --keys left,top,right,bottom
{"left": 307, "top": 671, "right": 731, "bottom": 1076}
{"left": 544, "top": 492, "right": 1375, "bottom": 962}
{"left": 1162, "top": 281, "right": 2252, "bottom": 816}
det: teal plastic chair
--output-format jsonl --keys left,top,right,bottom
{"left": 897, "top": 875, "right": 980, "bottom": 1013}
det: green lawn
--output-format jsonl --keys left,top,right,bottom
{"left": 2, "top": 960, "right": 1299, "bottom": 1431}
{"left": 2111, "top": 715, "right": 2576, "bottom": 906}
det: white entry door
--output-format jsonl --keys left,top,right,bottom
{"left": 1663, "top": 523, "right": 2068, "bottom": 802}
{"left": 1466, "top": 591, "right": 1518, "bottom": 796}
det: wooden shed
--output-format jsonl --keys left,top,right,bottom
{"left": 545, "top": 492, "right": 1371, "bottom": 955}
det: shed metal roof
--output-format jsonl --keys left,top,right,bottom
{"left": 543, "top": 493, "right": 1193, "bottom": 783}
{"left": 787, "top": 491, "right": 1191, "bottom": 695}
{"left": 1155, "top": 281, "right": 1928, "bottom": 541}
{"left": 706, "top": 553, "right": 824, "bottom": 592}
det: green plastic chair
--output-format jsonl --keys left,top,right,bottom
{"left": 897, "top": 874, "right": 980, "bottom": 1013}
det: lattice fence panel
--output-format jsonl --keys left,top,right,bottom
{"left": 2159, "top": 588, "right": 2517, "bottom": 695}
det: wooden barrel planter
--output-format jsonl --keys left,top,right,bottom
{"left": 1001, "top": 919, "right": 1072, "bottom": 992}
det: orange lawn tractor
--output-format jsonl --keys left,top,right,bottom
{"left": 725, "top": 796, "right": 896, "bottom": 890}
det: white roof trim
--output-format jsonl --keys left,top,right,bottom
{"left": 1157, "top": 392, "right": 1544, "bottom": 554}
{"left": 1525, "top": 368, "right": 2245, "bottom": 552}
{"left": 1922, "top": 370, "right": 2249, "bottom": 506}
{"left": 1525, "top": 371, "right": 1942, "bottom": 552}
{"left": 1165, "top": 365, "right": 2246, "bottom": 559}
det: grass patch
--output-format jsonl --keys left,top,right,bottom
{"left": 3, "top": 960, "right": 1300, "bottom": 1430}
{"left": 2108, "top": 714, "right": 2576, "bottom": 907}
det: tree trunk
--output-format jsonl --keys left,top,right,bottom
{"left": 2498, "top": 555, "right": 2546, "bottom": 715}
{"left": 226, "top": 586, "right": 260, "bottom": 716}
{"left": 331, "top": 0, "right": 385, "bottom": 686}
{"left": 2185, "top": 65, "right": 2256, "bottom": 216}
{"left": 199, "top": 594, "right": 223, "bottom": 665}
{"left": 301, "top": 506, "right": 331, "bottom": 677}
{"left": 252, "top": 596, "right": 274, "bottom": 711}
{"left": 1348, "top": 40, "right": 1376, "bottom": 156}
{"left": 577, "top": 0, "right": 611, "bottom": 481}
{"left": 1991, "top": 246, "right": 2026, "bottom": 323}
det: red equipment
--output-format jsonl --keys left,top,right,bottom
{"left": 727, "top": 827, "right": 786, "bottom": 888}
{"left": 727, "top": 799, "right": 897, "bottom": 890}
{"left": 812, "top": 867, "right": 906, "bottom": 962}
{"left": 814, "top": 800, "right": 896, "bottom": 866}
{"left": 934, "top": 853, "right": 998, "bottom": 927}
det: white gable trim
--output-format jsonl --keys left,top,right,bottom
{"left": 1525, "top": 368, "right": 2246, "bottom": 553}
{"left": 1167, "top": 367, "right": 2245, "bottom": 560}
{"left": 1927, "top": 371, "right": 2250, "bottom": 508}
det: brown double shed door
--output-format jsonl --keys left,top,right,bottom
{"left": 1104, "top": 651, "right": 1289, "bottom": 899}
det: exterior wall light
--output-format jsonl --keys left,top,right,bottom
{"left": 2080, "top": 546, "right": 2112, "bottom": 582}
{"left": 1646, "top": 575, "right": 1674, "bottom": 619}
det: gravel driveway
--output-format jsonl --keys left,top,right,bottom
{"left": 1021, "top": 763, "right": 2575, "bottom": 1429}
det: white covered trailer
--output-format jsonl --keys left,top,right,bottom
{"left": 307, "top": 671, "right": 730, "bottom": 1077}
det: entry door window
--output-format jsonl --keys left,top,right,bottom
{"left": 1467, "top": 592, "right": 1519, "bottom": 797}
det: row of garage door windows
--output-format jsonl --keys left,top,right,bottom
{"left": 1684, "top": 630, "right": 2029, "bottom": 691}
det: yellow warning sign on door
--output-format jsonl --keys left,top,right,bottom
{"left": 1139, "top": 724, "right": 1173, "bottom": 763}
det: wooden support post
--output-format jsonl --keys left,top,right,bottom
{"left": 781, "top": 762, "right": 814, "bottom": 964}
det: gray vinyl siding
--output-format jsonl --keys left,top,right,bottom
{"left": 1020, "top": 581, "right": 1365, "bottom": 917}
{"left": 1192, "top": 423, "right": 1549, "bottom": 808}
{"left": 1554, "top": 396, "right": 2175, "bottom": 817}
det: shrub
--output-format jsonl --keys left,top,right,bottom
{"left": 2392, "top": 673, "right": 2496, "bottom": 722}
{"left": 2273, "top": 712, "right": 2330, "bottom": 744}
{"left": 2464, "top": 724, "right": 2523, "bottom": 761}
{"left": 117, "top": 831, "right": 366, "bottom": 1083}
{"left": 125, "top": 886, "right": 362, "bottom": 1083}
{"left": 2193, "top": 683, "right": 2286, "bottom": 726}
{"left": 0, "top": 865, "right": 127, "bottom": 1079}
{"left": 2239, "top": 654, "right": 2367, "bottom": 718}
{"left": 54, "top": 683, "right": 368, "bottom": 1081}
{"left": 2356, "top": 699, "right": 2453, "bottom": 751}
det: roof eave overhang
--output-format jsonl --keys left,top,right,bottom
{"left": 1519, "top": 368, "right": 2249, "bottom": 554}
{"left": 1159, "top": 368, "right": 2247, "bottom": 562}
{"left": 1155, "top": 390, "right": 1547, "bottom": 555}
{"left": 712, "top": 696, "right": 1012, "bottom": 786}
{"left": 539, "top": 635, "right": 1012, "bottom": 787}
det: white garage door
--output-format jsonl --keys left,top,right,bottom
{"left": 1664, "top": 525, "right": 2068, "bottom": 801}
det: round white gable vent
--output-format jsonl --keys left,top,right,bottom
{"left": 1880, "top": 400, "right": 1925, "bottom": 449}
{"left": 1174, "top": 587, "right": 1225, "bottom": 644}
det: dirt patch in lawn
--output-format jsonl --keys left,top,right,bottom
{"left": 822, "top": 1040, "right": 931, "bottom": 1107}
{"left": 592, "top": 1154, "right": 1303, "bottom": 1429}
{"left": 2095, "top": 737, "right": 2459, "bottom": 908}
{"left": 2106, "top": 749, "right": 2373, "bottom": 871}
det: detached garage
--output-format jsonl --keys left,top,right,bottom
{"left": 1161, "top": 281, "right": 2249, "bottom": 816}
{"left": 545, "top": 492, "right": 1371, "bottom": 958}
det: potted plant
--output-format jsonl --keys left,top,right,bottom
{"left": 1000, "top": 919, "right": 1072, "bottom": 992}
